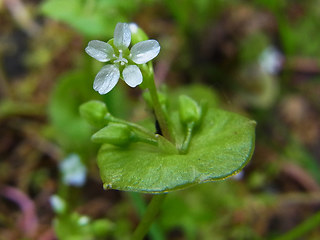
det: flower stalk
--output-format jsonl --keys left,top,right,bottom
{"left": 180, "top": 122, "right": 195, "bottom": 154}
{"left": 132, "top": 194, "right": 167, "bottom": 240}
{"left": 104, "top": 113, "right": 157, "bottom": 140}
{"left": 145, "top": 70, "right": 174, "bottom": 143}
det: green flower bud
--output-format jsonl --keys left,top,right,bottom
{"left": 91, "top": 123, "right": 133, "bottom": 146}
{"left": 79, "top": 100, "right": 108, "bottom": 127}
{"left": 129, "top": 23, "right": 149, "bottom": 45}
{"left": 179, "top": 95, "right": 201, "bottom": 125}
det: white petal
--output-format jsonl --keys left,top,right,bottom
{"left": 130, "top": 40, "right": 160, "bottom": 64}
{"left": 93, "top": 65, "right": 120, "bottom": 94}
{"left": 114, "top": 23, "right": 131, "bottom": 49}
{"left": 85, "top": 40, "right": 114, "bottom": 62}
{"left": 129, "top": 23, "right": 138, "bottom": 34}
{"left": 122, "top": 65, "right": 142, "bottom": 87}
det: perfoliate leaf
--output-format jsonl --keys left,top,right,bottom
{"left": 97, "top": 108, "right": 256, "bottom": 193}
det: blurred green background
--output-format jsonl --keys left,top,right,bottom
{"left": 1, "top": 0, "right": 320, "bottom": 239}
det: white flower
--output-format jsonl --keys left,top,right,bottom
{"left": 59, "top": 154, "right": 87, "bottom": 187}
{"left": 259, "top": 46, "right": 283, "bottom": 75}
{"left": 85, "top": 23, "right": 160, "bottom": 94}
{"left": 50, "top": 195, "right": 67, "bottom": 214}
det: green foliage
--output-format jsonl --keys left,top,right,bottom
{"left": 48, "top": 71, "right": 96, "bottom": 154}
{"left": 51, "top": 195, "right": 114, "bottom": 240}
{"left": 253, "top": 0, "right": 287, "bottom": 12}
{"left": 40, "top": 0, "right": 138, "bottom": 37}
{"left": 164, "top": 0, "right": 236, "bottom": 33}
{"left": 168, "top": 84, "right": 220, "bottom": 110}
{"left": 48, "top": 66, "right": 131, "bottom": 156}
{"left": 54, "top": 211, "right": 113, "bottom": 240}
{"left": 97, "top": 108, "right": 255, "bottom": 193}
{"left": 283, "top": 14, "right": 320, "bottom": 57}
{"left": 160, "top": 181, "right": 258, "bottom": 240}
{"left": 284, "top": 139, "right": 320, "bottom": 183}
{"left": 239, "top": 32, "right": 270, "bottom": 65}
{"left": 254, "top": 0, "right": 320, "bottom": 57}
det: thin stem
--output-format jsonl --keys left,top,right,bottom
{"left": 180, "top": 122, "right": 194, "bottom": 154}
{"left": 147, "top": 73, "right": 174, "bottom": 143}
{"left": 273, "top": 210, "right": 320, "bottom": 240}
{"left": 132, "top": 194, "right": 167, "bottom": 240}
{"left": 0, "top": 100, "right": 44, "bottom": 119}
{"left": 105, "top": 114, "right": 156, "bottom": 139}
{"left": 0, "top": 58, "right": 12, "bottom": 99}
{"left": 133, "top": 135, "right": 158, "bottom": 146}
{"left": 129, "top": 193, "right": 165, "bottom": 240}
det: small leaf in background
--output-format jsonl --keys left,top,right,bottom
{"left": 40, "top": 0, "right": 139, "bottom": 37}
{"left": 48, "top": 71, "right": 97, "bottom": 154}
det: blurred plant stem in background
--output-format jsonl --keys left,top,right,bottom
{"left": 3, "top": 0, "right": 40, "bottom": 36}
{"left": 274, "top": 210, "right": 320, "bottom": 240}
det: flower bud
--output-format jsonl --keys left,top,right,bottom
{"left": 79, "top": 100, "right": 108, "bottom": 127}
{"left": 179, "top": 95, "right": 201, "bottom": 125}
{"left": 91, "top": 123, "right": 132, "bottom": 146}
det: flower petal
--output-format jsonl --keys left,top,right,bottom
{"left": 85, "top": 40, "right": 114, "bottom": 62}
{"left": 129, "top": 23, "right": 138, "bottom": 34}
{"left": 122, "top": 65, "right": 142, "bottom": 87}
{"left": 130, "top": 40, "right": 160, "bottom": 64}
{"left": 114, "top": 23, "right": 131, "bottom": 49}
{"left": 93, "top": 65, "right": 120, "bottom": 94}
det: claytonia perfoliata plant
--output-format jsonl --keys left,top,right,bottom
{"left": 80, "top": 22, "right": 255, "bottom": 240}
{"left": 85, "top": 23, "right": 160, "bottom": 94}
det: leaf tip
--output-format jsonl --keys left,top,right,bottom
{"left": 103, "top": 182, "right": 113, "bottom": 190}
{"left": 249, "top": 120, "right": 257, "bottom": 126}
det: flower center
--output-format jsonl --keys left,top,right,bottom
{"left": 113, "top": 50, "right": 128, "bottom": 66}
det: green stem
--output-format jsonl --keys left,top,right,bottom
{"left": 106, "top": 114, "right": 156, "bottom": 139}
{"left": 133, "top": 135, "right": 158, "bottom": 146}
{"left": 273, "top": 210, "right": 320, "bottom": 240}
{"left": 146, "top": 73, "right": 174, "bottom": 143}
{"left": 129, "top": 193, "right": 165, "bottom": 240}
{"left": 180, "top": 122, "right": 194, "bottom": 154}
{"left": 132, "top": 194, "right": 167, "bottom": 240}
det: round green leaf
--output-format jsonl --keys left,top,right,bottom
{"left": 97, "top": 108, "right": 256, "bottom": 193}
